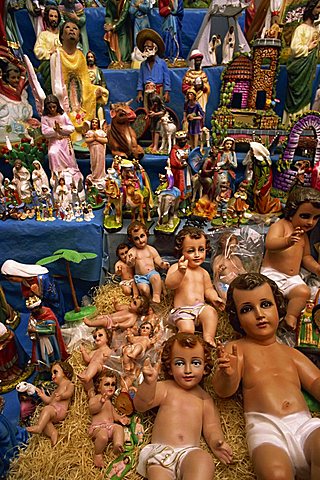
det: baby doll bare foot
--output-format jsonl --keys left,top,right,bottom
{"left": 94, "top": 453, "right": 105, "bottom": 468}
{"left": 27, "top": 425, "right": 42, "bottom": 434}
{"left": 50, "top": 428, "right": 59, "bottom": 446}
{"left": 152, "top": 294, "right": 161, "bottom": 303}
{"left": 113, "top": 443, "right": 124, "bottom": 455}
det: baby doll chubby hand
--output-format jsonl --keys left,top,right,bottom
{"left": 216, "top": 342, "right": 238, "bottom": 376}
{"left": 161, "top": 260, "right": 170, "bottom": 270}
{"left": 212, "top": 439, "right": 233, "bottom": 465}
{"left": 287, "top": 227, "right": 305, "bottom": 246}
{"left": 142, "top": 358, "right": 160, "bottom": 385}
{"left": 178, "top": 255, "right": 188, "bottom": 272}
{"left": 213, "top": 296, "right": 225, "bottom": 312}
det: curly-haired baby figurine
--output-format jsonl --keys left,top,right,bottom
{"left": 134, "top": 332, "right": 232, "bottom": 479}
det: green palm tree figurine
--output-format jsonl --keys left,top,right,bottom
{"left": 36, "top": 249, "right": 97, "bottom": 323}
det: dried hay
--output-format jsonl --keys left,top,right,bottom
{"left": 8, "top": 285, "right": 255, "bottom": 480}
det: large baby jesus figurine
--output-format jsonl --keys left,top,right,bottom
{"left": 213, "top": 273, "right": 320, "bottom": 480}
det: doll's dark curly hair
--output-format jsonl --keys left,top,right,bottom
{"left": 161, "top": 332, "right": 213, "bottom": 379}
{"left": 93, "top": 327, "right": 113, "bottom": 347}
{"left": 94, "top": 369, "right": 119, "bottom": 394}
{"left": 134, "top": 295, "right": 150, "bottom": 316}
{"left": 52, "top": 361, "right": 74, "bottom": 380}
{"left": 226, "top": 273, "right": 286, "bottom": 335}
{"left": 284, "top": 187, "right": 320, "bottom": 220}
{"left": 127, "top": 221, "right": 149, "bottom": 243}
{"left": 174, "top": 227, "right": 211, "bottom": 258}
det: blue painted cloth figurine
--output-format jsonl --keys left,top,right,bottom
{"left": 0, "top": 396, "right": 29, "bottom": 478}
{"left": 129, "top": 0, "right": 154, "bottom": 45}
{"left": 158, "top": 0, "right": 184, "bottom": 62}
{"left": 137, "top": 56, "right": 171, "bottom": 94}
{"left": 136, "top": 29, "right": 171, "bottom": 104}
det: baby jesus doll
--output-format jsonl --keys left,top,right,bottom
{"left": 127, "top": 221, "right": 170, "bottom": 303}
{"left": 166, "top": 226, "right": 224, "bottom": 346}
{"left": 27, "top": 361, "right": 74, "bottom": 445}
{"left": 84, "top": 296, "right": 150, "bottom": 331}
{"left": 114, "top": 242, "right": 139, "bottom": 297}
{"left": 78, "top": 328, "right": 113, "bottom": 384}
{"left": 261, "top": 187, "right": 320, "bottom": 330}
{"left": 213, "top": 273, "right": 320, "bottom": 480}
{"left": 87, "top": 370, "right": 129, "bottom": 468}
{"left": 122, "top": 321, "right": 156, "bottom": 373}
{"left": 134, "top": 332, "right": 232, "bottom": 479}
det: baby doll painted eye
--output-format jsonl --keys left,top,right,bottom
{"left": 104, "top": 381, "right": 116, "bottom": 387}
{"left": 260, "top": 300, "right": 273, "bottom": 308}
{"left": 174, "top": 359, "right": 185, "bottom": 367}
{"left": 191, "top": 359, "right": 203, "bottom": 367}
{"left": 240, "top": 304, "right": 252, "bottom": 314}
{"left": 93, "top": 332, "right": 104, "bottom": 340}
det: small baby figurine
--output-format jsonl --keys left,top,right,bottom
{"left": 27, "top": 361, "right": 74, "bottom": 445}
{"left": 212, "top": 232, "right": 246, "bottom": 301}
{"left": 127, "top": 221, "right": 170, "bottom": 303}
{"left": 134, "top": 333, "right": 232, "bottom": 479}
{"left": 87, "top": 370, "right": 129, "bottom": 468}
{"left": 122, "top": 321, "right": 156, "bottom": 373}
{"left": 84, "top": 296, "right": 150, "bottom": 331}
{"left": 166, "top": 227, "right": 224, "bottom": 346}
{"left": 78, "top": 328, "right": 113, "bottom": 384}
{"left": 114, "top": 242, "right": 139, "bottom": 297}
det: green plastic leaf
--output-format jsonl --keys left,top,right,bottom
{"left": 36, "top": 254, "right": 64, "bottom": 265}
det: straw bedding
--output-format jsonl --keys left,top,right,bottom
{"left": 8, "top": 284, "right": 256, "bottom": 480}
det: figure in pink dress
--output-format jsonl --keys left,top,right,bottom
{"left": 41, "top": 95, "right": 83, "bottom": 188}
{"left": 85, "top": 118, "right": 108, "bottom": 189}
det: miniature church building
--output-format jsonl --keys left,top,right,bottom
{"left": 247, "top": 38, "right": 282, "bottom": 111}
{"left": 215, "top": 37, "right": 281, "bottom": 129}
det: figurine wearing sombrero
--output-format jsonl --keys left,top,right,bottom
{"left": 136, "top": 28, "right": 171, "bottom": 107}
{"left": 182, "top": 49, "right": 210, "bottom": 114}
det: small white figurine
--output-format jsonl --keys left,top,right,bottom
{"left": 209, "top": 34, "right": 221, "bottom": 66}
{"left": 222, "top": 26, "right": 235, "bottom": 65}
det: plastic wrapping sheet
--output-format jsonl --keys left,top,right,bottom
{"left": 209, "top": 226, "right": 264, "bottom": 299}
